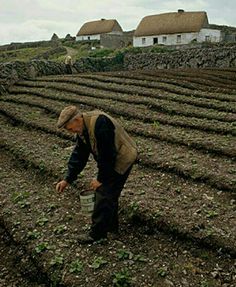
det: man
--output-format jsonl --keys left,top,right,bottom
{"left": 64, "top": 55, "right": 72, "bottom": 74}
{"left": 56, "top": 106, "right": 137, "bottom": 244}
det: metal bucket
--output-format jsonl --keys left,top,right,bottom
{"left": 79, "top": 190, "right": 95, "bottom": 216}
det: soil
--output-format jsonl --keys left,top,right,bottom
{"left": 0, "top": 67, "right": 236, "bottom": 286}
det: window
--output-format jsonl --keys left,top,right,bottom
{"left": 153, "top": 37, "right": 158, "bottom": 44}
{"left": 162, "top": 36, "right": 167, "bottom": 43}
{"left": 205, "top": 35, "right": 210, "bottom": 42}
{"left": 142, "top": 37, "right": 146, "bottom": 45}
{"left": 177, "top": 35, "right": 181, "bottom": 43}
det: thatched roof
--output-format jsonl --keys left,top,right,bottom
{"left": 134, "top": 11, "right": 209, "bottom": 37}
{"left": 77, "top": 19, "right": 122, "bottom": 36}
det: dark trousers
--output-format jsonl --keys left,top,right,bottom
{"left": 66, "top": 64, "right": 72, "bottom": 74}
{"left": 90, "top": 166, "right": 132, "bottom": 239}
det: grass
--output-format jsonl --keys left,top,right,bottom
{"left": 0, "top": 41, "right": 174, "bottom": 64}
{"left": 0, "top": 47, "right": 51, "bottom": 63}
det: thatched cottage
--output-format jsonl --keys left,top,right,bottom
{"left": 133, "top": 10, "right": 222, "bottom": 47}
{"left": 76, "top": 19, "right": 123, "bottom": 41}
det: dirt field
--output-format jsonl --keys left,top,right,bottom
{"left": 0, "top": 68, "right": 236, "bottom": 286}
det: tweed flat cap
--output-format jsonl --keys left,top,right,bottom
{"left": 57, "top": 105, "right": 80, "bottom": 128}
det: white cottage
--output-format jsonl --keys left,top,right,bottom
{"left": 76, "top": 19, "right": 123, "bottom": 41}
{"left": 133, "top": 10, "right": 222, "bottom": 47}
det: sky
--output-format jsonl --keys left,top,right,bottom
{"left": 0, "top": 0, "right": 236, "bottom": 45}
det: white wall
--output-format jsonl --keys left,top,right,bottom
{"left": 133, "top": 32, "right": 198, "bottom": 47}
{"left": 198, "top": 28, "right": 222, "bottom": 42}
{"left": 133, "top": 29, "right": 222, "bottom": 47}
{"left": 76, "top": 34, "right": 100, "bottom": 41}
{"left": 76, "top": 31, "right": 123, "bottom": 41}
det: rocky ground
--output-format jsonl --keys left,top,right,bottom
{"left": 0, "top": 68, "right": 236, "bottom": 286}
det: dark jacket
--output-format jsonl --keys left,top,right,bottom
{"left": 65, "top": 111, "right": 137, "bottom": 184}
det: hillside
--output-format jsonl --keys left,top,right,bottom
{"left": 0, "top": 68, "right": 235, "bottom": 286}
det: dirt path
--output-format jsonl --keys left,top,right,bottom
{"left": 64, "top": 46, "right": 78, "bottom": 59}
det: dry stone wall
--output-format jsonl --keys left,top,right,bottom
{"left": 1, "top": 45, "right": 236, "bottom": 94}
{"left": 0, "top": 60, "right": 67, "bottom": 94}
{"left": 73, "top": 56, "right": 123, "bottom": 73}
{"left": 124, "top": 45, "right": 236, "bottom": 70}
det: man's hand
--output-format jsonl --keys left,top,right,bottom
{"left": 90, "top": 179, "right": 102, "bottom": 191}
{"left": 55, "top": 180, "right": 68, "bottom": 193}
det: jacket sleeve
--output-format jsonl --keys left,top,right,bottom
{"left": 95, "top": 115, "right": 117, "bottom": 183}
{"left": 64, "top": 136, "right": 90, "bottom": 184}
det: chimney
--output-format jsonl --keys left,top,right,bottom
{"left": 178, "top": 9, "right": 185, "bottom": 13}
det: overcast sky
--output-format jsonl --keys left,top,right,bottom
{"left": 0, "top": 0, "right": 235, "bottom": 45}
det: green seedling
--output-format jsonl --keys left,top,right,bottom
{"left": 69, "top": 259, "right": 84, "bottom": 274}
{"left": 82, "top": 224, "right": 90, "bottom": 231}
{"left": 90, "top": 256, "right": 108, "bottom": 269}
{"left": 47, "top": 203, "right": 58, "bottom": 211}
{"left": 78, "top": 171, "right": 85, "bottom": 178}
{"left": 53, "top": 225, "right": 67, "bottom": 235}
{"left": 117, "top": 249, "right": 133, "bottom": 260}
{"left": 113, "top": 268, "right": 132, "bottom": 287}
{"left": 127, "top": 201, "right": 140, "bottom": 218}
{"left": 50, "top": 255, "right": 64, "bottom": 267}
{"left": 3, "top": 208, "right": 12, "bottom": 216}
{"left": 35, "top": 242, "right": 49, "bottom": 253}
{"left": 18, "top": 200, "right": 30, "bottom": 209}
{"left": 11, "top": 191, "right": 30, "bottom": 204}
{"left": 13, "top": 221, "right": 21, "bottom": 227}
{"left": 175, "top": 187, "right": 181, "bottom": 194}
{"left": 200, "top": 280, "right": 210, "bottom": 287}
{"left": 206, "top": 210, "right": 218, "bottom": 218}
{"left": 36, "top": 217, "right": 49, "bottom": 226}
{"left": 52, "top": 144, "right": 59, "bottom": 151}
{"left": 27, "top": 230, "right": 41, "bottom": 240}
{"left": 38, "top": 161, "right": 46, "bottom": 172}
{"left": 153, "top": 120, "right": 160, "bottom": 129}
{"left": 157, "top": 267, "right": 168, "bottom": 277}
{"left": 137, "top": 190, "right": 145, "bottom": 195}
{"left": 205, "top": 228, "right": 214, "bottom": 237}
{"left": 133, "top": 254, "right": 148, "bottom": 262}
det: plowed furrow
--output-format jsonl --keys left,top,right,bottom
{"left": 0, "top": 102, "right": 235, "bottom": 193}
{"left": 9, "top": 86, "right": 236, "bottom": 136}
{"left": 31, "top": 77, "right": 236, "bottom": 112}
{"left": 76, "top": 74, "right": 236, "bottom": 103}
{"left": 137, "top": 71, "right": 236, "bottom": 93}
{"left": 155, "top": 68, "right": 236, "bottom": 84}
{"left": 102, "top": 71, "right": 236, "bottom": 94}
{"left": 2, "top": 94, "right": 235, "bottom": 159}
{"left": 1, "top": 118, "right": 236, "bottom": 260}
{"left": 1, "top": 151, "right": 235, "bottom": 286}
{"left": 17, "top": 79, "right": 236, "bottom": 123}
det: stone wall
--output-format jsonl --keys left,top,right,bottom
{"left": 124, "top": 45, "right": 236, "bottom": 70}
{"left": 0, "top": 40, "right": 57, "bottom": 52}
{"left": 100, "top": 34, "right": 133, "bottom": 49}
{"left": 0, "top": 56, "right": 123, "bottom": 94}
{"left": 0, "top": 60, "right": 67, "bottom": 94}
{"left": 1, "top": 45, "right": 236, "bottom": 94}
{"left": 73, "top": 56, "right": 123, "bottom": 73}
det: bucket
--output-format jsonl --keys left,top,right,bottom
{"left": 79, "top": 190, "right": 95, "bottom": 216}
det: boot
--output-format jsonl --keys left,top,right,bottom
{"left": 77, "top": 232, "right": 107, "bottom": 244}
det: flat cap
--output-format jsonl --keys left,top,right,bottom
{"left": 57, "top": 105, "right": 80, "bottom": 128}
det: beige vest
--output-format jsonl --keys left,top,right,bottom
{"left": 82, "top": 110, "right": 137, "bottom": 175}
